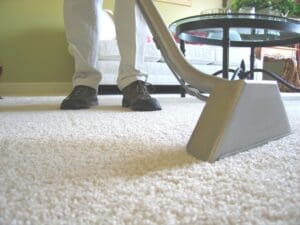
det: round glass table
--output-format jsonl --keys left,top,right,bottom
{"left": 169, "top": 13, "right": 300, "bottom": 91}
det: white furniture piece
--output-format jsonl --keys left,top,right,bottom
{"left": 98, "top": 10, "right": 256, "bottom": 88}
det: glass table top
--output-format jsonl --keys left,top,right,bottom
{"left": 169, "top": 13, "right": 300, "bottom": 47}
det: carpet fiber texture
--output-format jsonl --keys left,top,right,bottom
{"left": 0, "top": 96, "right": 299, "bottom": 225}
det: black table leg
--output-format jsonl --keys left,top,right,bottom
{"left": 223, "top": 27, "right": 230, "bottom": 79}
{"left": 249, "top": 46, "right": 255, "bottom": 79}
{"left": 179, "top": 40, "right": 186, "bottom": 97}
{"left": 180, "top": 40, "right": 186, "bottom": 56}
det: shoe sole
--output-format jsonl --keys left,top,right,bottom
{"left": 60, "top": 100, "right": 99, "bottom": 110}
{"left": 122, "top": 98, "right": 161, "bottom": 111}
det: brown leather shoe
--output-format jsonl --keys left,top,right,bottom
{"left": 121, "top": 81, "right": 161, "bottom": 111}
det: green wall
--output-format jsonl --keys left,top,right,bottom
{"left": 0, "top": 0, "right": 71, "bottom": 83}
{"left": 0, "top": 0, "right": 221, "bottom": 83}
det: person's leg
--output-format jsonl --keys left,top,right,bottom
{"left": 114, "top": 0, "right": 161, "bottom": 111}
{"left": 61, "top": 0, "right": 103, "bottom": 109}
{"left": 114, "top": 0, "right": 147, "bottom": 90}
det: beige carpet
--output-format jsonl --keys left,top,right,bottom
{"left": 0, "top": 95, "right": 299, "bottom": 225}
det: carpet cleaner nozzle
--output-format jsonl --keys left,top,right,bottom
{"left": 137, "top": 0, "right": 291, "bottom": 162}
{"left": 186, "top": 80, "right": 291, "bottom": 161}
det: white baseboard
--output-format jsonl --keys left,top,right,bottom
{"left": 0, "top": 82, "right": 72, "bottom": 96}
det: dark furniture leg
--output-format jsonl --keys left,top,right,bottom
{"left": 98, "top": 85, "right": 185, "bottom": 96}
{"left": 222, "top": 27, "right": 230, "bottom": 79}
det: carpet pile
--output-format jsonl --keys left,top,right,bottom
{"left": 0, "top": 95, "right": 299, "bottom": 225}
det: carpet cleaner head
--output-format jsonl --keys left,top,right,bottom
{"left": 186, "top": 80, "right": 291, "bottom": 161}
{"left": 137, "top": 0, "right": 291, "bottom": 162}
